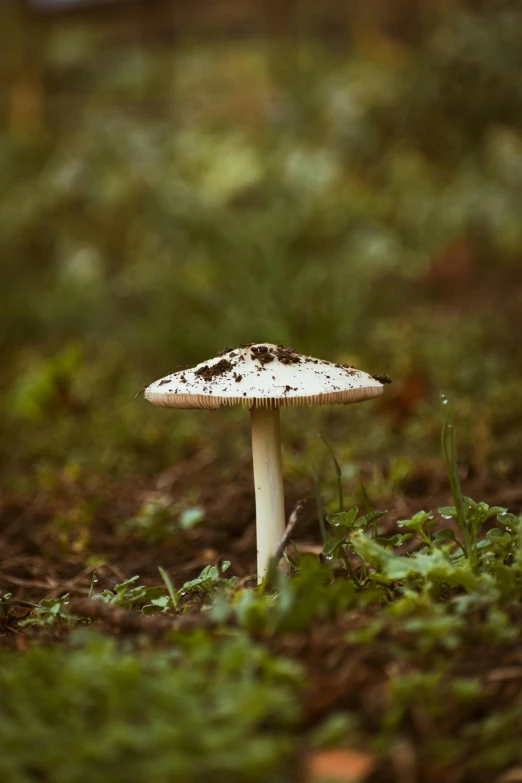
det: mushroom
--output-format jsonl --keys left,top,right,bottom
{"left": 144, "top": 344, "right": 387, "bottom": 582}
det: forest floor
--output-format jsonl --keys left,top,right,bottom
{"left": 2, "top": 441, "right": 522, "bottom": 783}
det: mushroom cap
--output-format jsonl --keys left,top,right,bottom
{"left": 144, "top": 344, "right": 386, "bottom": 410}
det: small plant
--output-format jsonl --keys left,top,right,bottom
{"left": 91, "top": 563, "right": 237, "bottom": 615}
{"left": 179, "top": 561, "right": 237, "bottom": 599}
{"left": 396, "top": 511, "right": 439, "bottom": 548}
{"left": 124, "top": 497, "right": 205, "bottom": 544}
{"left": 323, "top": 506, "right": 387, "bottom": 585}
{"left": 19, "top": 595, "right": 73, "bottom": 628}
{"left": 93, "top": 575, "right": 167, "bottom": 610}
{"left": 123, "top": 498, "right": 175, "bottom": 544}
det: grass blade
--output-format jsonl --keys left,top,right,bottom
{"left": 318, "top": 434, "right": 344, "bottom": 512}
{"left": 312, "top": 469, "right": 328, "bottom": 544}
{"left": 158, "top": 566, "right": 178, "bottom": 611}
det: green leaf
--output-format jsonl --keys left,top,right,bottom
{"left": 323, "top": 539, "right": 342, "bottom": 556}
{"left": 142, "top": 604, "right": 164, "bottom": 615}
{"left": 439, "top": 506, "right": 459, "bottom": 520}
{"left": 433, "top": 528, "right": 458, "bottom": 545}
{"left": 486, "top": 528, "right": 510, "bottom": 542}
{"left": 179, "top": 506, "right": 205, "bottom": 529}
{"left": 374, "top": 532, "right": 415, "bottom": 548}
{"left": 358, "top": 510, "right": 386, "bottom": 528}
{"left": 178, "top": 561, "right": 236, "bottom": 598}
{"left": 398, "top": 511, "right": 434, "bottom": 532}
{"left": 327, "top": 508, "right": 358, "bottom": 530}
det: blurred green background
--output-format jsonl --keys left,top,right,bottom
{"left": 1, "top": 0, "right": 522, "bottom": 501}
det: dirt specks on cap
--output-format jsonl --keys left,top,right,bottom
{"left": 251, "top": 344, "right": 275, "bottom": 365}
{"left": 275, "top": 345, "right": 301, "bottom": 365}
{"left": 195, "top": 359, "right": 234, "bottom": 382}
{"left": 372, "top": 374, "right": 392, "bottom": 384}
{"left": 217, "top": 346, "right": 234, "bottom": 356}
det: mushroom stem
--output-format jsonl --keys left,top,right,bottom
{"left": 250, "top": 406, "right": 287, "bottom": 582}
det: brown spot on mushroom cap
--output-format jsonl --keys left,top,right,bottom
{"left": 194, "top": 359, "right": 234, "bottom": 382}
{"left": 372, "top": 374, "right": 392, "bottom": 385}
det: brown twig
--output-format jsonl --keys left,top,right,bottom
{"left": 275, "top": 499, "right": 307, "bottom": 564}
{"left": 0, "top": 573, "right": 51, "bottom": 590}
{"left": 68, "top": 598, "right": 207, "bottom": 636}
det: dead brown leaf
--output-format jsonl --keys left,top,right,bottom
{"left": 306, "top": 748, "right": 376, "bottom": 783}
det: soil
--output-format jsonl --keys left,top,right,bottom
{"left": 275, "top": 345, "right": 302, "bottom": 364}
{"left": 251, "top": 344, "right": 275, "bottom": 364}
{"left": 194, "top": 358, "right": 235, "bottom": 381}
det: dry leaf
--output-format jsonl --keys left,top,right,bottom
{"left": 306, "top": 748, "right": 376, "bottom": 783}
{"left": 498, "top": 768, "right": 522, "bottom": 783}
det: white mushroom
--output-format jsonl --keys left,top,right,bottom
{"left": 144, "top": 343, "right": 388, "bottom": 582}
